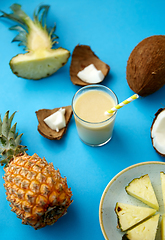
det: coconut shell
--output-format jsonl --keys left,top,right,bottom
{"left": 126, "top": 35, "right": 165, "bottom": 96}
{"left": 70, "top": 44, "right": 110, "bottom": 86}
{"left": 151, "top": 108, "right": 165, "bottom": 157}
{"left": 36, "top": 106, "right": 73, "bottom": 140}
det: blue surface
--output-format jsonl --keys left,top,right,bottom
{"left": 0, "top": 0, "right": 165, "bottom": 239}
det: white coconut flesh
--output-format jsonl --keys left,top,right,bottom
{"left": 151, "top": 109, "right": 165, "bottom": 155}
{"left": 77, "top": 64, "right": 104, "bottom": 84}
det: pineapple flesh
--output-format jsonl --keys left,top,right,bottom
{"left": 0, "top": 4, "right": 70, "bottom": 80}
{"left": 115, "top": 202, "right": 156, "bottom": 231}
{"left": 0, "top": 111, "right": 72, "bottom": 229}
{"left": 161, "top": 172, "right": 165, "bottom": 210}
{"left": 162, "top": 214, "right": 165, "bottom": 240}
{"left": 125, "top": 174, "right": 159, "bottom": 210}
{"left": 122, "top": 214, "right": 160, "bottom": 240}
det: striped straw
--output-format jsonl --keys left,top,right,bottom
{"left": 105, "top": 94, "right": 139, "bottom": 115}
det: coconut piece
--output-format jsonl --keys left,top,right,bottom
{"left": 126, "top": 35, "right": 165, "bottom": 96}
{"left": 151, "top": 108, "right": 165, "bottom": 156}
{"left": 36, "top": 106, "right": 73, "bottom": 140}
{"left": 44, "top": 108, "right": 66, "bottom": 132}
{"left": 77, "top": 63, "right": 104, "bottom": 84}
{"left": 70, "top": 44, "right": 110, "bottom": 86}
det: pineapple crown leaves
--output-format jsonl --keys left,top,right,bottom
{"left": 0, "top": 111, "right": 27, "bottom": 167}
{"left": 0, "top": 3, "right": 58, "bottom": 50}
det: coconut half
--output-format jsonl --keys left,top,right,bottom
{"left": 151, "top": 108, "right": 165, "bottom": 156}
{"left": 35, "top": 106, "right": 73, "bottom": 140}
{"left": 70, "top": 45, "right": 110, "bottom": 86}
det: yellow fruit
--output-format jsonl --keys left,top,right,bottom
{"left": 0, "top": 110, "right": 72, "bottom": 229}
{"left": 123, "top": 214, "right": 159, "bottom": 240}
{"left": 125, "top": 174, "right": 159, "bottom": 210}
{"left": 3, "top": 153, "right": 72, "bottom": 230}
{"left": 0, "top": 4, "right": 70, "bottom": 80}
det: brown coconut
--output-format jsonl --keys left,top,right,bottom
{"left": 70, "top": 44, "right": 110, "bottom": 86}
{"left": 126, "top": 35, "right": 165, "bottom": 96}
{"left": 36, "top": 106, "right": 73, "bottom": 140}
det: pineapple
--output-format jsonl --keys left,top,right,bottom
{"left": 122, "top": 214, "right": 160, "bottom": 240}
{"left": 0, "top": 4, "right": 70, "bottom": 80}
{"left": 0, "top": 111, "right": 72, "bottom": 229}
{"left": 162, "top": 214, "right": 165, "bottom": 240}
{"left": 125, "top": 174, "right": 159, "bottom": 210}
{"left": 160, "top": 172, "right": 165, "bottom": 210}
{"left": 115, "top": 202, "right": 156, "bottom": 231}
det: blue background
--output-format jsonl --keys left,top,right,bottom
{"left": 0, "top": 0, "right": 165, "bottom": 239}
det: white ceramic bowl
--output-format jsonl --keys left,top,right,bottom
{"left": 99, "top": 161, "right": 165, "bottom": 240}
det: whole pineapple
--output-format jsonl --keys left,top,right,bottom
{"left": 0, "top": 111, "right": 72, "bottom": 230}
{"left": 0, "top": 4, "right": 70, "bottom": 80}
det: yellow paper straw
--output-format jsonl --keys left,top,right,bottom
{"left": 105, "top": 94, "right": 139, "bottom": 115}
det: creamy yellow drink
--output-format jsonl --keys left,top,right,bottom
{"left": 72, "top": 85, "right": 118, "bottom": 146}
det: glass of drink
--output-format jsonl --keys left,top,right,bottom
{"left": 72, "top": 85, "right": 118, "bottom": 146}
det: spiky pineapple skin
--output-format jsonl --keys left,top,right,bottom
{"left": 3, "top": 153, "right": 72, "bottom": 230}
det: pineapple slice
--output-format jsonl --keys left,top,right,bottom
{"left": 122, "top": 214, "right": 160, "bottom": 240}
{"left": 160, "top": 172, "right": 165, "bottom": 210}
{"left": 162, "top": 213, "right": 165, "bottom": 240}
{"left": 125, "top": 174, "right": 159, "bottom": 210}
{"left": 10, "top": 48, "right": 70, "bottom": 79}
{"left": 115, "top": 202, "right": 156, "bottom": 231}
{"left": 0, "top": 4, "right": 70, "bottom": 79}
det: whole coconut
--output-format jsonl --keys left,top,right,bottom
{"left": 126, "top": 35, "right": 165, "bottom": 96}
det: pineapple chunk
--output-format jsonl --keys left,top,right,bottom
{"left": 10, "top": 48, "right": 70, "bottom": 80}
{"left": 162, "top": 214, "right": 165, "bottom": 240}
{"left": 115, "top": 202, "right": 156, "bottom": 231}
{"left": 160, "top": 172, "right": 165, "bottom": 210}
{"left": 125, "top": 174, "right": 159, "bottom": 210}
{"left": 122, "top": 214, "right": 159, "bottom": 240}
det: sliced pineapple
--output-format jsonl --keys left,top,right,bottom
{"left": 160, "top": 172, "right": 165, "bottom": 210}
{"left": 10, "top": 48, "right": 70, "bottom": 79}
{"left": 122, "top": 214, "right": 159, "bottom": 240}
{"left": 115, "top": 202, "right": 156, "bottom": 231}
{"left": 0, "top": 4, "right": 70, "bottom": 79}
{"left": 125, "top": 174, "right": 159, "bottom": 210}
{"left": 162, "top": 213, "right": 165, "bottom": 240}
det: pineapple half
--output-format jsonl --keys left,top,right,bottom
{"left": 0, "top": 111, "right": 72, "bottom": 229}
{"left": 122, "top": 214, "right": 160, "bottom": 240}
{"left": 0, "top": 4, "right": 70, "bottom": 80}
{"left": 125, "top": 174, "right": 159, "bottom": 210}
{"left": 115, "top": 202, "right": 156, "bottom": 231}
